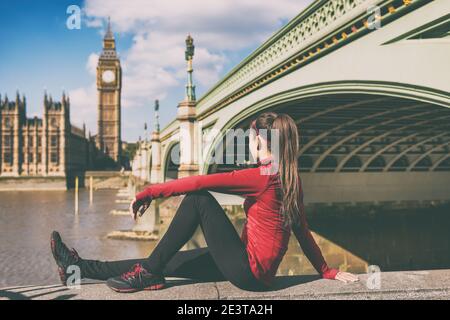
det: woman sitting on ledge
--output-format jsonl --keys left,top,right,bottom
{"left": 50, "top": 112, "right": 358, "bottom": 293}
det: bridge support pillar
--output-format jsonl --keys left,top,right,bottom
{"left": 177, "top": 100, "right": 199, "bottom": 178}
{"left": 140, "top": 143, "right": 150, "bottom": 182}
{"left": 136, "top": 149, "right": 141, "bottom": 180}
{"left": 150, "top": 131, "right": 161, "bottom": 183}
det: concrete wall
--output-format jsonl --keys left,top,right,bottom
{"left": 300, "top": 171, "right": 450, "bottom": 204}
{"left": 84, "top": 170, "right": 129, "bottom": 189}
{"left": 0, "top": 177, "right": 67, "bottom": 191}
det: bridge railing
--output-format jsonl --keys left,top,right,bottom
{"left": 196, "top": 0, "right": 380, "bottom": 114}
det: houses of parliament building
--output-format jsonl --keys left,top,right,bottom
{"left": 0, "top": 20, "right": 122, "bottom": 183}
{"left": 0, "top": 92, "right": 95, "bottom": 179}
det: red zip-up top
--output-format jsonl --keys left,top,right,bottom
{"left": 135, "top": 156, "right": 338, "bottom": 286}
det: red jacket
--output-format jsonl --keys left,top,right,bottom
{"left": 135, "top": 156, "right": 338, "bottom": 285}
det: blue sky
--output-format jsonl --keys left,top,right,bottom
{"left": 0, "top": 0, "right": 311, "bottom": 142}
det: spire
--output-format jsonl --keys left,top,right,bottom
{"left": 104, "top": 16, "right": 114, "bottom": 40}
{"left": 144, "top": 122, "right": 148, "bottom": 143}
{"left": 44, "top": 90, "right": 48, "bottom": 108}
{"left": 101, "top": 16, "right": 117, "bottom": 60}
{"left": 154, "top": 99, "right": 160, "bottom": 132}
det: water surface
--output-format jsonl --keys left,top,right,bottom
{"left": 0, "top": 190, "right": 449, "bottom": 287}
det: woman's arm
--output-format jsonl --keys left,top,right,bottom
{"left": 136, "top": 166, "right": 271, "bottom": 201}
{"left": 130, "top": 166, "right": 273, "bottom": 220}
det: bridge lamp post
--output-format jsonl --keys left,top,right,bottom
{"left": 150, "top": 99, "right": 162, "bottom": 184}
{"left": 177, "top": 35, "right": 199, "bottom": 178}
{"left": 185, "top": 34, "right": 196, "bottom": 102}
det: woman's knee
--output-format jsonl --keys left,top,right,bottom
{"left": 183, "top": 190, "right": 215, "bottom": 205}
{"left": 181, "top": 190, "right": 223, "bottom": 222}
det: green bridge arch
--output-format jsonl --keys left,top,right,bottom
{"left": 200, "top": 80, "right": 450, "bottom": 174}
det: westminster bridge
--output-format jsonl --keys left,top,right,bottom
{"left": 131, "top": 0, "right": 450, "bottom": 206}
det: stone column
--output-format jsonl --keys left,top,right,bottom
{"left": 140, "top": 143, "right": 150, "bottom": 182}
{"left": 42, "top": 107, "right": 48, "bottom": 176}
{"left": 177, "top": 100, "right": 198, "bottom": 178}
{"left": 150, "top": 99, "right": 161, "bottom": 184}
{"left": 150, "top": 131, "right": 161, "bottom": 184}
{"left": 132, "top": 199, "right": 160, "bottom": 235}
{"left": 12, "top": 109, "right": 20, "bottom": 176}
{"left": 59, "top": 111, "right": 66, "bottom": 176}
{"left": 34, "top": 122, "right": 39, "bottom": 174}
{"left": 115, "top": 89, "right": 122, "bottom": 163}
{"left": 136, "top": 148, "right": 142, "bottom": 179}
{"left": 176, "top": 35, "right": 199, "bottom": 178}
{"left": 24, "top": 125, "right": 29, "bottom": 175}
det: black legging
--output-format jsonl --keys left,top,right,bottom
{"left": 79, "top": 190, "right": 268, "bottom": 291}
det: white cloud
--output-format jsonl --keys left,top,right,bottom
{"left": 78, "top": 0, "right": 311, "bottom": 140}
{"left": 68, "top": 85, "right": 97, "bottom": 132}
{"left": 67, "top": 53, "right": 99, "bottom": 131}
{"left": 83, "top": 0, "right": 308, "bottom": 49}
{"left": 86, "top": 53, "right": 99, "bottom": 76}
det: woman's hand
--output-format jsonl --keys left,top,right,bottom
{"left": 129, "top": 196, "right": 152, "bottom": 221}
{"left": 335, "top": 271, "right": 359, "bottom": 283}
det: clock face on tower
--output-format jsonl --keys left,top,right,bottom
{"left": 102, "top": 70, "right": 115, "bottom": 84}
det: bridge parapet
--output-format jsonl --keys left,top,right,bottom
{"left": 196, "top": 0, "right": 432, "bottom": 117}
{"left": 136, "top": 0, "right": 447, "bottom": 186}
{"left": 197, "top": 0, "right": 378, "bottom": 113}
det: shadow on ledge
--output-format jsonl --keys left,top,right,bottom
{"left": 2, "top": 269, "right": 450, "bottom": 300}
{"left": 164, "top": 274, "right": 320, "bottom": 292}
{"left": 268, "top": 275, "right": 321, "bottom": 291}
{"left": 0, "top": 275, "right": 320, "bottom": 300}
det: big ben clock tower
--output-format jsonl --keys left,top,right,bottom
{"left": 96, "top": 17, "right": 122, "bottom": 163}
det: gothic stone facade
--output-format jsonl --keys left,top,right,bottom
{"left": 0, "top": 92, "right": 93, "bottom": 178}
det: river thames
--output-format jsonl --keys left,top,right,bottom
{"left": 0, "top": 189, "right": 449, "bottom": 287}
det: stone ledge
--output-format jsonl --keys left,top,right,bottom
{"left": 1, "top": 269, "right": 449, "bottom": 300}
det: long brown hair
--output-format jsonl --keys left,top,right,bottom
{"left": 251, "top": 112, "right": 301, "bottom": 227}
